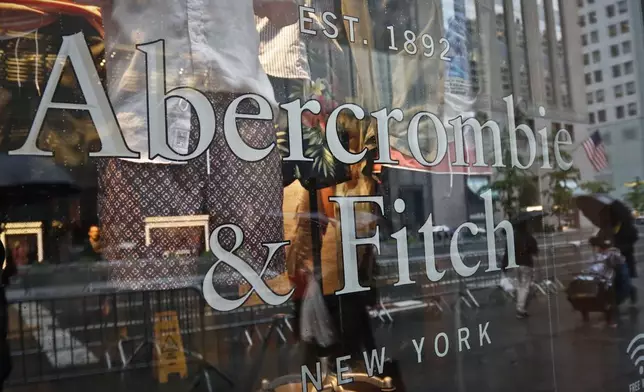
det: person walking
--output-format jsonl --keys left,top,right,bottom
{"left": 511, "top": 220, "right": 539, "bottom": 319}
{"left": 612, "top": 219, "right": 638, "bottom": 304}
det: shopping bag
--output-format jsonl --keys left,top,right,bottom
{"left": 300, "top": 276, "right": 336, "bottom": 348}
{"left": 499, "top": 273, "right": 517, "bottom": 294}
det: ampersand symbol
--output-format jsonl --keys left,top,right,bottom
{"left": 202, "top": 224, "right": 293, "bottom": 311}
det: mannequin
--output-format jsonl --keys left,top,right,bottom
{"left": 97, "top": 1, "right": 297, "bottom": 287}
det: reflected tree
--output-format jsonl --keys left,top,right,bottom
{"left": 541, "top": 130, "right": 580, "bottom": 229}
{"left": 478, "top": 110, "right": 535, "bottom": 220}
{"left": 580, "top": 180, "right": 614, "bottom": 194}
{"left": 625, "top": 177, "right": 644, "bottom": 215}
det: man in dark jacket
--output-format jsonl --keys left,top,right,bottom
{"left": 503, "top": 220, "right": 538, "bottom": 319}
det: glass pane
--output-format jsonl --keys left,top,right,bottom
{"left": 553, "top": 0, "right": 571, "bottom": 107}
{"left": 538, "top": 0, "right": 555, "bottom": 105}
{"left": 1, "top": 1, "right": 643, "bottom": 391}
{"left": 512, "top": 0, "right": 531, "bottom": 102}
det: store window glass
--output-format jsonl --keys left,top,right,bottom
{"left": 1, "top": 2, "right": 644, "bottom": 392}
{"left": 538, "top": 0, "right": 554, "bottom": 105}
{"left": 512, "top": 0, "right": 531, "bottom": 103}
{"left": 496, "top": 0, "right": 513, "bottom": 98}
{"left": 553, "top": 0, "right": 570, "bottom": 107}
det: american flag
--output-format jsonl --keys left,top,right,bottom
{"left": 583, "top": 130, "right": 608, "bottom": 172}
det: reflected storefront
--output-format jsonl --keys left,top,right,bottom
{"left": 0, "top": 1, "right": 641, "bottom": 392}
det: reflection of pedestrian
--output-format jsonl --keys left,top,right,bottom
{"left": 589, "top": 233, "right": 631, "bottom": 327}
{"left": 513, "top": 221, "right": 538, "bottom": 319}
{"left": 80, "top": 225, "right": 102, "bottom": 262}
{"left": 10, "top": 241, "right": 28, "bottom": 266}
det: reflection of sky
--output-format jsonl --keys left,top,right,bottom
{"left": 512, "top": 0, "right": 523, "bottom": 20}
{"left": 537, "top": 0, "right": 547, "bottom": 33}
{"left": 552, "top": 0, "right": 563, "bottom": 39}
{"left": 442, "top": 0, "right": 478, "bottom": 25}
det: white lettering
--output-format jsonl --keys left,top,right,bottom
{"left": 483, "top": 190, "right": 516, "bottom": 272}
{"left": 281, "top": 98, "right": 320, "bottom": 162}
{"left": 419, "top": 214, "right": 443, "bottom": 282}
{"left": 326, "top": 104, "right": 366, "bottom": 164}
{"left": 458, "top": 327, "right": 471, "bottom": 352}
{"left": 504, "top": 95, "right": 536, "bottom": 169}
{"left": 330, "top": 196, "right": 384, "bottom": 295}
{"left": 298, "top": 6, "right": 316, "bottom": 35}
{"left": 301, "top": 363, "right": 322, "bottom": 392}
{"left": 434, "top": 333, "right": 449, "bottom": 358}
{"left": 336, "top": 355, "right": 354, "bottom": 385}
{"left": 479, "top": 322, "right": 491, "bottom": 346}
{"left": 362, "top": 348, "right": 386, "bottom": 376}
{"left": 371, "top": 107, "right": 403, "bottom": 164}
{"left": 11, "top": 32, "right": 136, "bottom": 159}
{"left": 408, "top": 112, "right": 448, "bottom": 166}
{"left": 554, "top": 129, "right": 574, "bottom": 170}
{"left": 412, "top": 338, "right": 425, "bottom": 364}
{"left": 323, "top": 12, "right": 339, "bottom": 39}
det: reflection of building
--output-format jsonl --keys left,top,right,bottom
{"left": 578, "top": 0, "right": 644, "bottom": 197}
{"left": 373, "top": 0, "right": 591, "bottom": 228}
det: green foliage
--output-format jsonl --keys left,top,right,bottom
{"left": 476, "top": 110, "right": 534, "bottom": 220}
{"left": 580, "top": 180, "right": 614, "bottom": 194}
{"left": 541, "top": 130, "right": 580, "bottom": 228}
{"left": 625, "top": 177, "right": 644, "bottom": 214}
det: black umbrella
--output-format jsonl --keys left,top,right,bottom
{"left": 0, "top": 154, "right": 80, "bottom": 208}
{"left": 574, "top": 193, "right": 632, "bottom": 228}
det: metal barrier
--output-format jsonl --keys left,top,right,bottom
{"left": 4, "top": 236, "right": 644, "bottom": 389}
{"left": 4, "top": 285, "right": 235, "bottom": 389}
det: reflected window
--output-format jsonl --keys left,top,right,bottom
{"left": 592, "top": 50, "right": 601, "bottom": 63}
{"left": 612, "top": 65, "right": 621, "bottom": 78}
{"left": 609, "top": 25, "right": 617, "bottom": 37}
{"left": 596, "top": 89, "right": 605, "bottom": 102}
{"left": 589, "top": 112, "right": 596, "bottom": 124}
{"left": 587, "top": 92, "right": 594, "bottom": 104}
{"left": 598, "top": 109, "right": 607, "bottom": 122}
{"left": 591, "top": 30, "right": 599, "bottom": 43}
{"left": 625, "top": 61, "right": 634, "bottom": 74}
{"left": 588, "top": 11, "right": 597, "bottom": 24}
{"left": 626, "top": 81, "right": 636, "bottom": 95}
{"left": 629, "top": 103, "right": 638, "bottom": 116}
{"left": 623, "top": 41, "right": 632, "bottom": 54}
{"left": 614, "top": 84, "right": 624, "bottom": 98}
{"left": 616, "top": 105, "right": 625, "bottom": 119}
{"left": 611, "top": 44, "right": 620, "bottom": 57}
{"left": 618, "top": 0, "right": 628, "bottom": 13}
{"left": 594, "top": 70, "right": 603, "bottom": 83}
{"left": 621, "top": 21, "right": 630, "bottom": 33}
{"left": 606, "top": 5, "right": 616, "bottom": 17}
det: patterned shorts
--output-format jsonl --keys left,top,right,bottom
{"left": 97, "top": 93, "right": 285, "bottom": 288}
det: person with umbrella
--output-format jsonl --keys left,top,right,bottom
{"left": 575, "top": 194, "right": 638, "bottom": 304}
{"left": 502, "top": 211, "right": 541, "bottom": 319}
